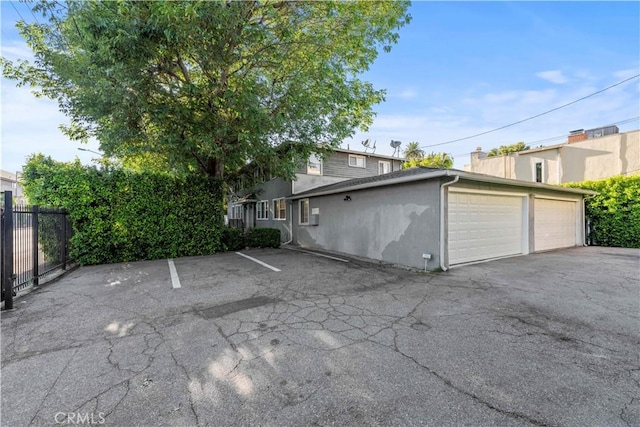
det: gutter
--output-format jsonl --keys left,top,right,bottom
{"left": 288, "top": 169, "right": 595, "bottom": 201}
{"left": 439, "top": 171, "right": 459, "bottom": 272}
{"left": 282, "top": 200, "right": 294, "bottom": 245}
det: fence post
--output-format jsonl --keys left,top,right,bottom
{"left": 2, "top": 191, "right": 14, "bottom": 310}
{"left": 32, "top": 205, "right": 39, "bottom": 286}
{"left": 61, "top": 213, "right": 67, "bottom": 270}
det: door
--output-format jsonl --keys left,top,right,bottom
{"left": 534, "top": 198, "right": 576, "bottom": 251}
{"left": 448, "top": 191, "right": 525, "bottom": 265}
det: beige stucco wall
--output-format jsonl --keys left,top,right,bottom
{"left": 466, "top": 130, "right": 640, "bottom": 183}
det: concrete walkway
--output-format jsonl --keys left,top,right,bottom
{"left": 1, "top": 246, "right": 638, "bottom": 426}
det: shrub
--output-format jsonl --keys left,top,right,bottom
{"left": 564, "top": 175, "right": 640, "bottom": 248}
{"left": 221, "top": 227, "right": 246, "bottom": 251}
{"left": 246, "top": 227, "right": 281, "bottom": 248}
{"left": 22, "top": 154, "right": 225, "bottom": 265}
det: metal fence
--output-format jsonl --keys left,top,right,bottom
{"left": 1, "top": 191, "right": 74, "bottom": 309}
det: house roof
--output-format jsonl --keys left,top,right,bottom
{"left": 288, "top": 167, "right": 597, "bottom": 199}
{"left": 333, "top": 147, "right": 406, "bottom": 162}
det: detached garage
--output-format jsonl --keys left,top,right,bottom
{"left": 289, "top": 168, "right": 595, "bottom": 271}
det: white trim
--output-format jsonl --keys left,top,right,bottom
{"left": 533, "top": 195, "right": 582, "bottom": 202}
{"left": 307, "top": 154, "right": 323, "bottom": 175}
{"left": 378, "top": 160, "right": 391, "bottom": 175}
{"left": 449, "top": 187, "right": 529, "bottom": 198}
{"left": 299, "top": 198, "right": 310, "bottom": 225}
{"left": 348, "top": 154, "right": 366, "bottom": 168}
{"left": 256, "top": 200, "right": 269, "bottom": 220}
{"left": 273, "top": 198, "right": 286, "bottom": 221}
{"left": 533, "top": 160, "right": 544, "bottom": 183}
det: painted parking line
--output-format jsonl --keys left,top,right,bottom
{"left": 168, "top": 259, "right": 182, "bottom": 289}
{"left": 235, "top": 252, "right": 281, "bottom": 272}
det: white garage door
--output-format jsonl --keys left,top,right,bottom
{"left": 448, "top": 192, "right": 524, "bottom": 265}
{"left": 534, "top": 198, "right": 576, "bottom": 251}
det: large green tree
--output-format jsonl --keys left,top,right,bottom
{"left": 402, "top": 141, "right": 425, "bottom": 161}
{"left": 403, "top": 151, "right": 453, "bottom": 169}
{"left": 3, "top": 0, "right": 411, "bottom": 184}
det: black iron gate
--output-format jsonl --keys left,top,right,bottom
{"left": 1, "top": 191, "right": 73, "bottom": 309}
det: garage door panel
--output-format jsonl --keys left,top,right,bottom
{"left": 534, "top": 199, "right": 576, "bottom": 251}
{"left": 449, "top": 192, "right": 524, "bottom": 265}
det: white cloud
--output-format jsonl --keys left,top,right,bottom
{"left": 1, "top": 40, "right": 35, "bottom": 61}
{"left": 536, "top": 70, "right": 569, "bottom": 84}
{"left": 397, "top": 88, "right": 418, "bottom": 99}
{"left": 613, "top": 68, "right": 638, "bottom": 80}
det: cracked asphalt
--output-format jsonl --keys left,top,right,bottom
{"left": 1, "top": 246, "right": 638, "bottom": 427}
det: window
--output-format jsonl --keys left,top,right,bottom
{"left": 307, "top": 154, "right": 322, "bottom": 175}
{"left": 534, "top": 162, "right": 543, "bottom": 183}
{"left": 378, "top": 161, "right": 391, "bottom": 175}
{"left": 257, "top": 200, "right": 269, "bottom": 220}
{"left": 348, "top": 154, "right": 366, "bottom": 168}
{"left": 230, "top": 204, "right": 243, "bottom": 220}
{"left": 299, "top": 199, "right": 309, "bottom": 224}
{"left": 273, "top": 198, "right": 286, "bottom": 220}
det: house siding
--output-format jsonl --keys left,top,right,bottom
{"left": 292, "top": 180, "right": 442, "bottom": 270}
{"left": 243, "top": 178, "right": 294, "bottom": 242}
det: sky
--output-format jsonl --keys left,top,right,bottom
{"left": 1, "top": 1, "right": 639, "bottom": 174}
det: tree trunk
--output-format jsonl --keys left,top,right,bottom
{"left": 207, "top": 158, "right": 224, "bottom": 179}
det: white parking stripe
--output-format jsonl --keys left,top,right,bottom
{"left": 235, "top": 252, "right": 281, "bottom": 272}
{"left": 168, "top": 259, "right": 181, "bottom": 289}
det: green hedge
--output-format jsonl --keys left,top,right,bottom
{"left": 564, "top": 175, "right": 640, "bottom": 248}
{"left": 220, "top": 227, "right": 281, "bottom": 250}
{"left": 221, "top": 227, "right": 246, "bottom": 251}
{"left": 246, "top": 227, "right": 281, "bottom": 248}
{"left": 22, "top": 154, "right": 225, "bottom": 265}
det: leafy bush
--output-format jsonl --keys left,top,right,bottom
{"left": 246, "top": 227, "right": 281, "bottom": 248}
{"left": 22, "top": 154, "right": 225, "bottom": 265}
{"left": 221, "top": 227, "right": 246, "bottom": 251}
{"left": 564, "top": 175, "right": 640, "bottom": 248}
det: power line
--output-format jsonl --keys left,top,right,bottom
{"left": 9, "top": 1, "right": 26, "bottom": 22}
{"left": 446, "top": 116, "right": 640, "bottom": 158}
{"left": 421, "top": 74, "right": 640, "bottom": 149}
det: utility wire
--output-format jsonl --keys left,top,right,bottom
{"left": 9, "top": 1, "right": 26, "bottom": 22}
{"left": 446, "top": 116, "right": 640, "bottom": 158}
{"left": 421, "top": 74, "right": 640, "bottom": 149}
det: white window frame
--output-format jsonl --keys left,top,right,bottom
{"left": 257, "top": 200, "right": 269, "bottom": 220}
{"left": 348, "top": 154, "right": 366, "bottom": 168}
{"left": 534, "top": 161, "right": 544, "bottom": 183}
{"left": 230, "top": 204, "right": 243, "bottom": 220}
{"left": 307, "top": 154, "right": 323, "bottom": 175}
{"left": 378, "top": 160, "right": 391, "bottom": 175}
{"left": 273, "top": 198, "right": 286, "bottom": 221}
{"left": 299, "top": 198, "right": 310, "bottom": 225}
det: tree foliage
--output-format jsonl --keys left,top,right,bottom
{"left": 403, "top": 151, "right": 454, "bottom": 169}
{"left": 4, "top": 0, "right": 411, "bottom": 185}
{"left": 564, "top": 175, "right": 640, "bottom": 248}
{"left": 402, "top": 141, "right": 425, "bottom": 161}
{"left": 487, "top": 141, "right": 530, "bottom": 157}
{"left": 22, "top": 154, "right": 225, "bottom": 265}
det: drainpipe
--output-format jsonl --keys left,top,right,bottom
{"left": 282, "top": 201, "right": 294, "bottom": 245}
{"left": 439, "top": 174, "right": 460, "bottom": 271}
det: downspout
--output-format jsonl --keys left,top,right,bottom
{"left": 439, "top": 174, "right": 460, "bottom": 271}
{"left": 582, "top": 194, "right": 596, "bottom": 246}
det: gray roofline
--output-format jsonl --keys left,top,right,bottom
{"left": 333, "top": 147, "right": 406, "bottom": 161}
{"left": 288, "top": 168, "right": 596, "bottom": 199}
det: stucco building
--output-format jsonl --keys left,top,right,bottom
{"left": 464, "top": 127, "right": 639, "bottom": 184}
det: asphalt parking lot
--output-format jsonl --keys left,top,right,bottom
{"left": 1, "top": 246, "right": 638, "bottom": 426}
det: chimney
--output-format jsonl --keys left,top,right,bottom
{"left": 470, "top": 147, "right": 486, "bottom": 162}
{"left": 568, "top": 129, "right": 587, "bottom": 144}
